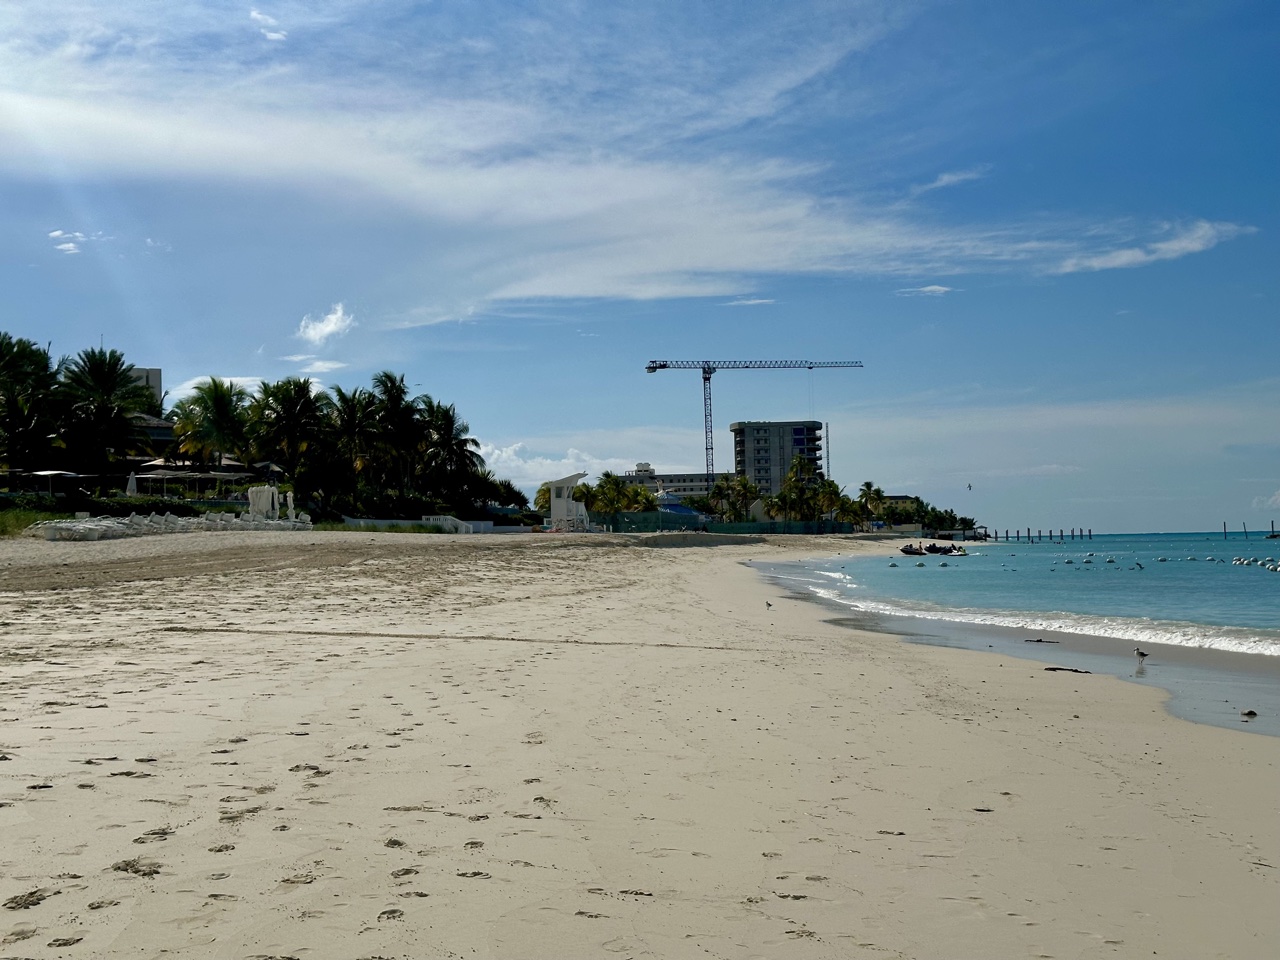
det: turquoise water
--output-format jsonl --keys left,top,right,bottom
{"left": 778, "top": 533, "right": 1280, "bottom": 656}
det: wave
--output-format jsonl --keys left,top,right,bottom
{"left": 799, "top": 583, "right": 1280, "bottom": 657}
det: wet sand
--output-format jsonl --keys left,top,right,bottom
{"left": 2, "top": 530, "right": 1277, "bottom": 958}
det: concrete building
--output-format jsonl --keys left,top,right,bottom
{"left": 621, "top": 463, "right": 713, "bottom": 499}
{"left": 729, "top": 420, "right": 823, "bottom": 496}
{"left": 131, "top": 367, "right": 163, "bottom": 407}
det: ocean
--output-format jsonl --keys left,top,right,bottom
{"left": 761, "top": 532, "right": 1280, "bottom": 736}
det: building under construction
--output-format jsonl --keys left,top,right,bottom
{"left": 730, "top": 420, "right": 824, "bottom": 496}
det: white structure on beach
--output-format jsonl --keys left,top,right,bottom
{"left": 547, "top": 472, "right": 592, "bottom": 532}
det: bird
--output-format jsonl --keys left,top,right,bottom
{"left": 1134, "top": 647, "right": 1149, "bottom": 662}
{"left": 765, "top": 601, "right": 773, "bottom": 609}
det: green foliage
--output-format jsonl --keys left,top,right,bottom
{"left": 0, "top": 509, "right": 69, "bottom": 537}
{"left": 68, "top": 495, "right": 203, "bottom": 518}
{"left": 2, "top": 331, "right": 533, "bottom": 522}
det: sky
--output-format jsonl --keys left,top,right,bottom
{"left": 2, "top": 0, "right": 1277, "bottom": 533}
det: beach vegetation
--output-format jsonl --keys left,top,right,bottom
{"left": 0, "top": 331, "right": 533, "bottom": 525}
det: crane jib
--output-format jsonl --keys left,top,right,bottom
{"left": 644, "top": 359, "right": 864, "bottom": 483}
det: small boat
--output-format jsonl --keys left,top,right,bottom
{"left": 900, "top": 544, "right": 926, "bottom": 556}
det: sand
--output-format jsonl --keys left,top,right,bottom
{"left": 1, "top": 530, "right": 1276, "bottom": 959}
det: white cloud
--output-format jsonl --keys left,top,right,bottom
{"left": 168, "top": 375, "right": 264, "bottom": 401}
{"left": 723, "top": 298, "right": 776, "bottom": 306}
{"left": 249, "top": 9, "right": 286, "bottom": 41}
{"left": 0, "top": 8, "right": 1255, "bottom": 312}
{"left": 54, "top": 241, "right": 80, "bottom": 254}
{"left": 296, "top": 303, "right": 356, "bottom": 346}
{"left": 895, "top": 284, "right": 953, "bottom": 296}
{"left": 908, "top": 166, "right": 991, "bottom": 198}
{"left": 1056, "top": 220, "right": 1254, "bottom": 274}
{"left": 1253, "top": 490, "right": 1280, "bottom": 511}
{"left": 301, "top": 359, "right": 348, "bottom": 374}
{"left": 478, "top": 427, "right": 705, "bottom": 490}
{"left": 279, "top": 353, "right": 315, "bottom": 362}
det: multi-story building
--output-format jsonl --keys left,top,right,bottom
{"left": 621, "top": 463, "right": 713, "bottom": 499}
{"left": 729, "top": 420, "right": 823, "bottom": 496}
{"left": 131, "top": 367, "right": 163, "bottom": 407}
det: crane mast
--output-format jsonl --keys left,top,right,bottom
{"left": 644, "top": 360, "right": 864, "bottom": 487}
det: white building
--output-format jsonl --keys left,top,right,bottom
{"left": 621, "top": 463, "right": 713, "bottom": 499}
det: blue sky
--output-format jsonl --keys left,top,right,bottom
{"left": 2, "top": 1, "right": 1277, "bottom": 532}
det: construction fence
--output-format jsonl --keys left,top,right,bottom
{"left": 587, "top": 511, "right": 863, "bottom": 536}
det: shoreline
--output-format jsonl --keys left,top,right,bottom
{"left": 2, "top": 531, "right": 1277, "bottom": 957}
{"left": 757, "top": 552, "right": 1280, "bottom": 739}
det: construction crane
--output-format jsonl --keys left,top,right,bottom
{"left": 645, "top": 359, "right": 864, "bottom": 486}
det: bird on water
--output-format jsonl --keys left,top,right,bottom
{"left": 1135, "top": 647, "right": 1149, "bottom": 662}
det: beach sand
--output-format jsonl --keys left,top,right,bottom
{"left": 1, "top": 531, "right": 1276, "bottom": 959}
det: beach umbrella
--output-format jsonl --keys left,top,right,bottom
{"left": 32, "top": 469, "right": 81, "bottom": 497}
{"left": 125, "top": 472, "right": 138, "bottom": 497}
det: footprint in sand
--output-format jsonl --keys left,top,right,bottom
{"left": 2, "top": 923, "right": 36, "bottom": 944}
{"left": 48, "top": 935, "right": 84, "bottom": 947}
{"left": 87, "top": 900, "right": 118, "bottom": 910}
{"left": 390, "top": 868, "right": 418, "bottom": 878}
{"left": 377, "top": 909, "right": 403, "bottom": 921}
{"left": 464, "top": 840, "right": 484, "bottom": 850}
{"left": 4, "top": 889, "right": 60, "bottom": 910}
{"left": 456, "top": 871, "right": 490, "bottom": 879}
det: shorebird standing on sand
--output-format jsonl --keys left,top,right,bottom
{"left": 1135, "top": 647, "right": 1149, "bottom": 662}
{"left": 765, "top": 601, "right": 773, "bottom": 609}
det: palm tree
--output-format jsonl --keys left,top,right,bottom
{"left": 857, "top": 481, "right": 886, "bottom": 519}
{"left": 622, "top": 484, "right": 657, "bottom": 512}
{"left": 834, "top": 495, "right": 869, "bottom": 529}
{"left": 170, "top": 377, "right": 250, "bottom": 466}
{"left": 706, "top": 474, "right": 736, "bottom": 520}
{"left": 815, "top": 478, "right": 844, "bottom": 520}
{"left": 371, "top": 371, "right": 430, "bottom": 496}
{"left": 534, "top": 482, "right": 551, "bottom": 514}
{"left": 249, "top": 377, "right": 332, "bottom": 491}
{"left": 494, "top": 478, "right": 530, "bottom": 510}
{"left": 731, "top": 474, "right": 760, "bottom": 521}
{"left": 59, "top": 347, "right": 157, "bottom": 485}
{"left": 326, "top": 385, "right": 378, "bottom": 510}
{"left": 0, "top": 334, "right": 61, "bottom": 472}
{"left": 593, "top": 471, "right": 629, "bottom": 514}
{"left": 423, "top": 402, "right": 485, "bottom": 507}
{"left": 572, "top": 481, "right": 598, "bottom": 511}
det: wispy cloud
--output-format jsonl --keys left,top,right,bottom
{"left": 895, "top": 284, "right": 953, "bottom": 296}
{"left": 301, "top": 359, "right": 348, "bottom": 374}
{"left": 1253, "top": 490, "right": 1280, "bottom": 511}
{"left": 908, "top": 165, "right": 991, "bottom": 198}
{"left": 296, "top": 303, "right": 355, "bottom": 347}
{"left": 0, "top": 5, "right": 1255, "bottom": 314}
{"left": 723, "top": 298, "right": 776, "bottom": 306}
{"left": 1056, "top": 220, "right": 1254, "bottom": 273}
{"left": 279, "top": 353, "right": 315, "bottom": 363}
{"left": 250, "top": 8, "right": 287, "bottom": 41}
{"left": 47, "top": 228, "right": 115, "bottom": 255}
